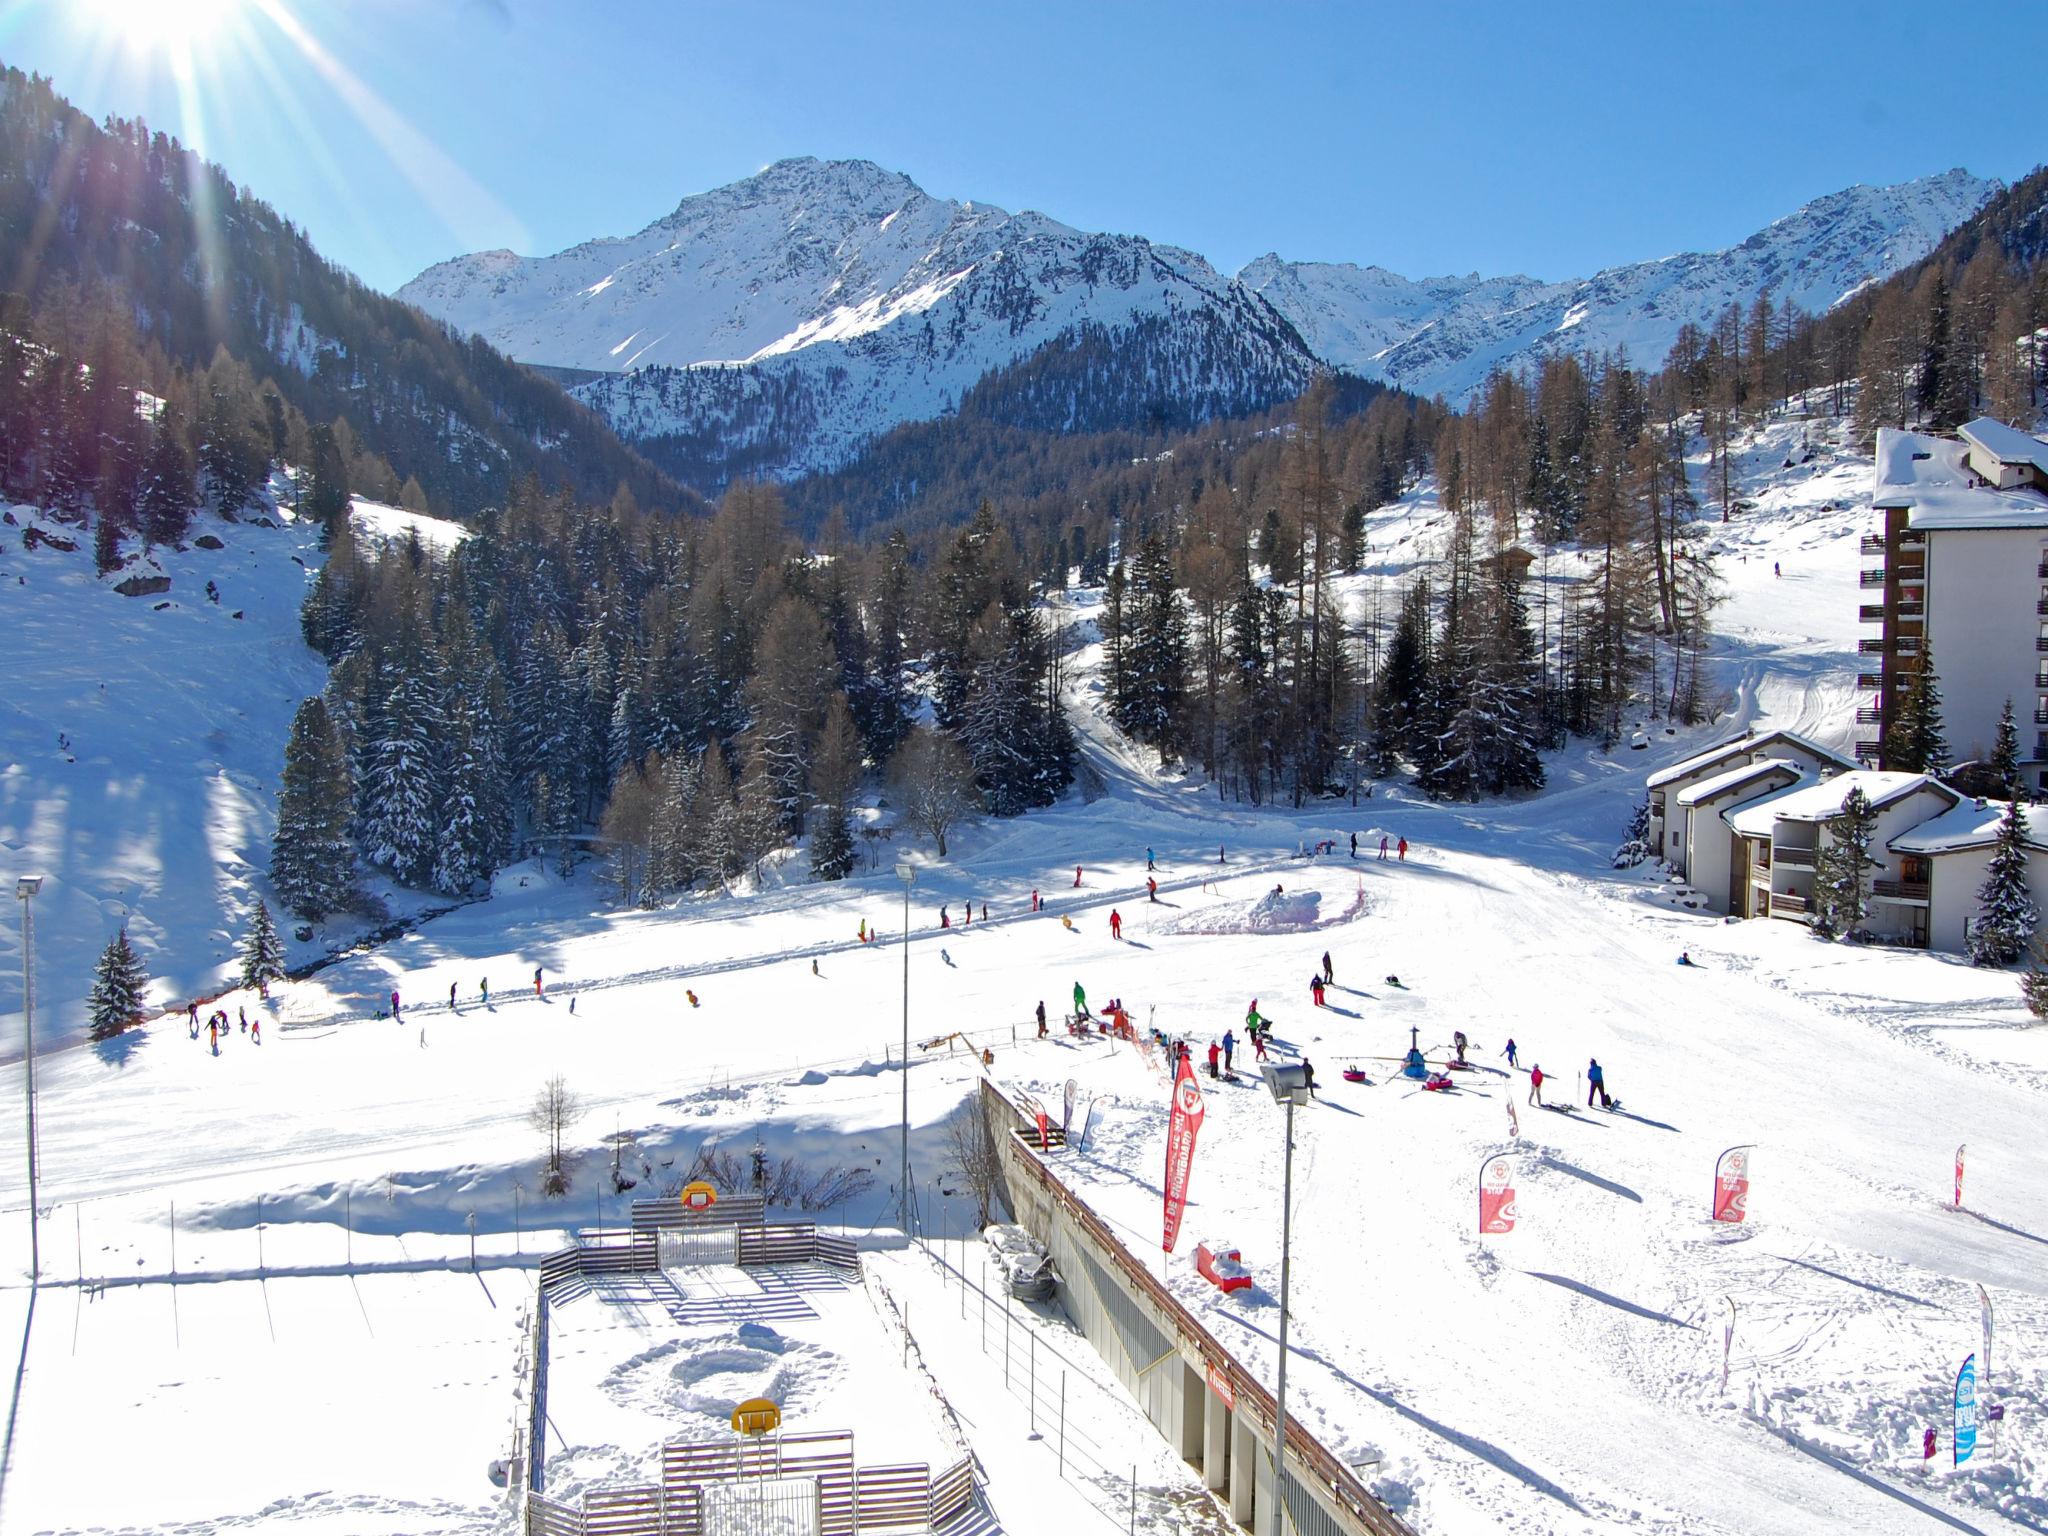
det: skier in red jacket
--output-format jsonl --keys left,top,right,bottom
{"left": 1527, "top": 1063, "right": 1546, "bottom": 1107}
{"left": 1109, "top": 909, "right": 1123, "bottom": 940}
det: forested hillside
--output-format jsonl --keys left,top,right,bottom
{"left": 0, "top": 66, "right": 681, "bottom": 517}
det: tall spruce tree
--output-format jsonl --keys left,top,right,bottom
{"left": 1969, "top": 796, "right": 2038, "bottom": 966}
{"left": 135, "top": 409, "right": 197, "bottom": 550}
{"left": 271, "top": 695, "right": 358, "bottom": 921}
{"left": 1813, "top": 785, "right": 1880, "bottom": 939}
{"left": 1989, "top": 699, "right": 2023, "bottom": 800}
{"left": 1882, "top": 654, "right": 1948, "bottom": 775}
{"left": 358, "top": 658, "right": 444, "bottom": 888}
{"left": 88, "top": 928, "right": 150, "bottom": 1039}
{"left": 238, "top": 898, "right": 286, "bottom": 991}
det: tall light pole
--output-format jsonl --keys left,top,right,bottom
{"left": 1260, "top": 1059, "right": 1308, "bottom": 1536}
{"left": 895, "top": 862, "right": 915, "bottom": 1234}
{"left": 17, "top": 874, "right": 44, "bottom": 1285}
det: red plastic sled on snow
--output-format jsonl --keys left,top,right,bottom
{"left": 1195, "top": 1241, "right": 1252, "bottom": 1294}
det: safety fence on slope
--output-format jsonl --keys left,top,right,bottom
{"left": 535, "top": 1219, "right": 858, "bottom": 1301}
{"left": 982, "top": 1080, "right": 1416, "bottom": 1536}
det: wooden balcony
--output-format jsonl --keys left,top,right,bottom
{"left": 1856, "top": 707, "right": 1883, "bottom": 724}
{"left": 1872, "top": 879, "right": 1930, "bottom": 903}
{"left": 1861, "top": 637, "right": 1918, "bottom": 655}
{"left": 1855, "top": 739, "right": 1882, "bottom": 759}
{"left": 2035, "top": 708, "right": 2048, "bottom": 725}
{"left": 1859, "top": 569, "right": 1887, "bottom": 588}
{"left": 1860, "top": 536, "right": 1887, "bottom": 555}
{"left": 1857, "top": 672, "right": 1883, "bottom": 689}
{"left": 1770, "top": 892, "right": 1812, "bottom": 918}
{"left": 1772, "top": 847, "right": 1817, "bottom": 870}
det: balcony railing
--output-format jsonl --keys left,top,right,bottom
{"left": 2036, "top": 708, "right": 2048, "bottom": 725}
{"left": 1858, "top": 672, "right": 1884, "bottom": 689}
{"left": 1770, "top": 892, "right": 1813, "bottom": 918}
{"left": 2038, "top": 559, "right": 2048, "bottom": 578}
{"left": 1855, "top": 739, "right": 1882, "bottom": 759}
{"left": 1860, "top": 536, "right": 1886, "bottom": 555}
{"left": 1859, "top": 569, "right": 1887, "bottom": 588}
{"left": 1872, "top": 879, "right": 1930, "bottom": 902}
{"left": 1856, "top": 707, "right": 1884, "bottom": 724}
{"left": 1861, "top": 637, "right": 1919, "bottom": 655}
{"left": 1859, "top": 605, "right": 1883, "bottom": 623}
{"left": 1773, "top": 847, "right": 1817, "bottom": 870}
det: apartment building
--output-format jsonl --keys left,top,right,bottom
{"left": 1862, "top": 419, "right": 2048, "bottom": 780}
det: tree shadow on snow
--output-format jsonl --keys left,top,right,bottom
{"left": 93, "top": 1028, "right": 149, "bottom": 1068}
{"left": 1524, "top": 1271, "right": 1696, "bottom": 1329}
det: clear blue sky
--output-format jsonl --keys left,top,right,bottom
{"left": 2, "top": 0, "right": 2040, "bottom": 295}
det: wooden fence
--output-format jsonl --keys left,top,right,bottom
{"left": 522, "top": 1429, "right": 975, "bottom": 1536}
{"left": 629, "top": 1194, "right": 768, "bottom": 1232}
{"left": 539, "top": 1223, "right": 856, "bottom": 1300}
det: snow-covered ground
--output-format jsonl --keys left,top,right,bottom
{"left": 4, "top": 409, "right": 2044, "bottom": 1535}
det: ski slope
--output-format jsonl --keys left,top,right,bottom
{"left": 4, "top": 410, "right": 2043, "bottom": 1535}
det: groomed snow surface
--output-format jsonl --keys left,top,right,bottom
{"left": 2, "top": 409, "right": 2044, "bottom": 1534}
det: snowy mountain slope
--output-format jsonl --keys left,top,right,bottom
{"left": 0, "top": 496, "right": 443, "bottom": 1055}
{"left": 399, "top": 158, "right": 1317, "bottom": 480}
{"left": 1242, "top": 169, "right": 1996, "bottom": 399}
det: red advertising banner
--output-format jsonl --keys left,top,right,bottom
{"left": 1162, "top": 1056, "right": 1206, "bottom": 1253}
{"left": 1712, "top": 1145, "right": 1754, "bottom": 1223}
{"left": 1478, "top": 1155, "right": 1516, "bottom": 1234}
{"left": 1019, "top": 1092, "right": 1051, "bottom": 1149}
{"left": 1955, "top": 1143, "right": 1966, "bottom": 1210}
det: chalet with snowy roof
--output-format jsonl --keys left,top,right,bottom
{"left": 1724, "top": 770, "right": 1960, "bottom": 944}
{"left": 1861, "top": 421, "right": 2048, "bottom": 783}
{"left": 1889, "top": 797, "right": 2048, "bottom": 953}
{"left": 1645, "top": 729, "right": 1857, "bottom": 875}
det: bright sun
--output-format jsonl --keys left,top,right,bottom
{"left": 81, "top": 0, "right": 243, "bottom": 54}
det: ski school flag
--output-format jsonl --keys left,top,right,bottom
{"left": 1978, "top": 1284, "right": 1993, "bottom": 1408}
{"left": 1020, "top": 1092, "right": 1051, "bottom": 1149}
{"left": 1063, "top": 1078, "right": 1078, "bottom": 1134}
{"left": 1955, "top": 1144, "right": 1966, "bottom": 1209}
{"left": 1720, "top": 1297, "right": 1736, "bottom": 1394}
{"left": 1162, "top": 1056, "right": 1206, "bottom": 1253}
{"left": 1955, "top": 1354, "right": 1978, "bottom": 1466}
{"left": 1712, "top": 1145, "right": 1755, "bottom": 1224}
{"left": 1478, "top": 1155, "right": 1516, "bottom": 1234}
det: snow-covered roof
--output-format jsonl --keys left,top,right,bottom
{"left": 1723, "top": 770, "right": 1953, "bottom": 836}
{"left": 1888, "top": 797, "right": 2048, "bottom": 856}
{"left": 1646, "top": 728, "right": 1856, "bottom": 790}
{"left": 1872, "top": 427, "right": 2048, "bottom": 527}
{"left": 1673, "top": 758, "right": 1800, "bottom": 808}
{"left": 1958, "top": 416, "right": 2048, "bottom": 476}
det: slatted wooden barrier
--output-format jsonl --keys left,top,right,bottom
{"left": 854, "top": 1463, "right": 930, "bottom": 1528}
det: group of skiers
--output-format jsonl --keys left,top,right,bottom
{"left": 188, "top": 1000, "right": 258, "bottom": 1053}
{"left": 1514, "top": 1044, "right": 1616, "bottom": 1111}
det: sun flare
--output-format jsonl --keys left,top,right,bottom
{"left": 80, "top": 0, "right": 243, "bottom": 56}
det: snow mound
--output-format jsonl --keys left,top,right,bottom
{"left": 1168, "top": 888, "right": 1322, "bottom": 935}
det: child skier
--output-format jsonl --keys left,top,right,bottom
{"left": 1206, "top": 1040, "right": 1220, "bottom": 1079}
{"left": 1309, "top": 974, "right": 1326, "bottom": 1007}
{"left": 534, "top": 967, "right": 544, "bottom": 998}
{"left": 1109, "top": 910, "right": 1123, "bottom": 939}
{"left": 1222, "top": 1029, "right": 1236, "bottom": 1073}
{"left": 1502, "top": 1036, "right": 1517, "bottom": 1068}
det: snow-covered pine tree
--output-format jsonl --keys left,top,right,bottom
{"left": 1812, "top": 785, "right": 1880, "bottom": 939}
{"left": 809, "top": 799, "right": 855, "bottom": 880}
{"left": 238, "top": 898, "right": 286, "bottom": 990}
{"left": 271, "top": 695, "right": 357, "bottom": 921}
{"left": 93, "top": 508, "right": 121, "bottom": 576}
{"left": 1989, "top": 699, "right": 2022, "bottom": 801}
{"left": 2023, "top": 936, "right": 2048, "bottom": 1018}
{"left": 745, "top": 596, "right": 836, "bottom": 835}
{"left": 1969, "top": 796, "right": 2038, "bottom": 966}
{"left": 358, "top": 658, "right": 444, "bottom": 888}
{"left": 1882, "top": 653, "right": 1948, "bottom": 775}
{"left": 88, "top": 927, "right": 150, "bottom": 1039}
{"left": 135, "top": 408, "right": 196, "bottom": 550}
{"left": 1116, "top": 532, "right": 1187, "bottom": 758}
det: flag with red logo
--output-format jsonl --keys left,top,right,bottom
{"left": 1162, "top": 1056, "right": 1206, "bottom": 1253}
{"left": 1712, "top": 1145, "right": 1754, "bottom": 1223}
{"left": 1955, "top": 1143, "right": 1966, "bottom": 1209}
{"left": 1478, "top": 1155, "right": 1516, "bottom": 1234}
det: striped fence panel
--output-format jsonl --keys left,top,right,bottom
{"left": 736, "top": 1225, "right": 818, "bottom": 1266}
{"left": 630, "top": 1194, "right": 767, "bottom": 1232}
{"left": 929, "top": 1457, "right": 974, "bottom": 1526}
{"left": 814, "top": 1233, "right": 860, "bottom": 1274}
{"left": 854, "top": 1464, "right": 930, "bottom": 1529}
{"left": 528, "top": 1297, "right": 552, "bottom": 1492}
{"left": 583, "top": 1484, "right": 663, "bottom": 1536}
{"left": 524, "top": 1491, "right": 582, "bottom": 1536}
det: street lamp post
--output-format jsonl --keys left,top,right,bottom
{"left": 895, "top": 862, "right": 915, "bottom": 1234}
{"left": 17, "top": 874, "right": 44, "bottom": 1285}
{"left": 1260, "top": 1059, "right": 1309, "bottom": 1536}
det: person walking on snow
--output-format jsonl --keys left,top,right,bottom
{"left": 534, "top": 967, "right": 544, "bottom": 998}
{"left": 187, "top": 1001, "right": 199, "bottom": 1035}
{"left": 391, "top": 989, "right": 401, "bottom": 1021}
{"left": 1503, "top": 1037, "right": 1517, "bottom": 1068}
{"left": 1527, "top": 1064, "right": 1545, "bottom": 1107}
{"left": 449, "top": 980, "right": 458, "bottom": 1010}
{"left": 1310, "top": 974, "right": 1326, "bottom": 1007}
{"left": 1074, "top": 865, "right": 1083, "bottom": 888}
{"left": 1587, "top": 1057, "right": 1608, "bottom": 1109}
{"left": 1321, "top": 951, "right": 1334, "bottom": 985}
{"left": 1206, "top": 1039, "right": 1220, "bottom": 1079}
{"left": 208, "top": 1018, "right": 219, "bottom": 1055}
{"left": 1397, "top": 837, "right": 1408, "bottom": 861}
{"left": 1147, "top": 876, "right": 1159, "bottom": 902}
{"left": 1036, "top": 1001, "right": 1047, "bottom": 1038}
{"left": 238, "top": 1005, "right": 248, "bottom": 1033}
{"left": 941, "top": 907, "right": 950, "bottom": 929}
{"left": 1378, "top": 835, "right": 1389, "bottom": 860}
{"left": 1350, "top": 831, "right": 1358, "bottom": 859}
{"left": 1109, "top": 909, "right": 1123, "bottom": 940}
{"left": 1031, "top": 889, "right": 1040, "bottom": 912}
{"left": 481, "top": 977, "right": 490, "bottom": 1008}
{"left": 250, "top": 1014, "right": 260, "bottom": 1044}
{"left": 1301, "top": 1058, "right": 1317, "bottom": 1099}
{"left": 1146, "top": 847, "right": 1156, "bottom": 871}
{"left": 1073, "top": 981, "right": 1089, "bottom": 1019}
{"left": 1253, "top": 1029, "right": 1269, "bottom": 1062}
{"left": 1453, "top": 1030, "right": 1468, "bottom": 1065}
{"left": 1222, "top": 1029, "right": 1236, "bottom": 1073}
{"left": 1218, "top": 844, "right": 1225, "bottom": 865}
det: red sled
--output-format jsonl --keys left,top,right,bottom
{"left": 1195, "top": 1242, "right": 1252, "bottom": 1294}
{"left": 1422, "top": 1073, "right": 1456, "bottom": 1092}
{"left": 1342, "top": 1067, "right": 1368, "bottom": 1084}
